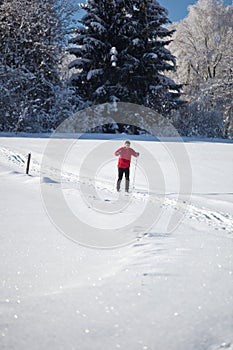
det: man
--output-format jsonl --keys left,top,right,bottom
{"left": 114, "top": 140, "right": 139, "bottom": 192}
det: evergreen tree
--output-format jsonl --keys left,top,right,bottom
{"left": 69, "top": 0, "right": 181, "bottom": 119}
{"left": 0, "top": 0, "right": 76, "bottom": 132}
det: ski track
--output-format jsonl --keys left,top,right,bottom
{"left": 208, "top": 343, "right": 233, "bottom": 350}
{"left": 162, "top": 198, "right": 233, "bottom": 234}
{"left": 1, "top": 146, "right": 232, "bottom": 235}
{"left": 0, "top": 147, "right": 26, "bottom": 169}
{"left": 0, "top": 146, "right": 39, "bottom": 174}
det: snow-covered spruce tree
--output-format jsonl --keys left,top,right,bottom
{"left": 0, "top": 0, "right": 77, "bottom": 132}
{"left": 68, "top": 0, "right": 181, "bottom": 126}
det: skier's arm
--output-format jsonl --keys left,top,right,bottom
{"left": 114, "top": 148, "right": 122, "bottom": 156}
{"left": 131, "top": 149, "right": 139, "bottom": 157}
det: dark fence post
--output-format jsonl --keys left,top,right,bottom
{"left": 26, "top": 153, "right": 31, "bottom": 175}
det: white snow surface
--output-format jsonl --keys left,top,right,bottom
{"left": 0, "top": 134, "right": 232, "bottom": 350}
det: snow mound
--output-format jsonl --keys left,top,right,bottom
{"left": 209, "top": 343, "right": 233, "bottom": 350}
{"left": 41, "top": 176, "right": 60, "bottom": 184}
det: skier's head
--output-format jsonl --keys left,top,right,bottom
{"left": 125, "top": 140, "right": 130, "bottom": 147}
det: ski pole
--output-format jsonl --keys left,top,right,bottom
{"left": 132, "top": 156, "right": 138, "bottom": 191}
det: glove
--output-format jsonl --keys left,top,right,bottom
{"left": 136, "top": 152, "right": 139, "bottom": 157}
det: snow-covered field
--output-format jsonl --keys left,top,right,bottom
{"left": 0, "top": 134, "right": 232, "bottom": 350}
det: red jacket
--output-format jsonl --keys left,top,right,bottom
{"left": 115, "top": 147, "right": 138, "bottom": 168}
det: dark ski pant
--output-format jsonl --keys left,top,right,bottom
{"left": 117, "top": 167, "right": 130, "bottom": 192}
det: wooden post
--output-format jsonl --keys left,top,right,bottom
{"left": 26, "top": 153, "right": 31, "bottom": 175}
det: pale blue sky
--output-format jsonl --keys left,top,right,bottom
{"left": 77, "top": 1, "right": 232, "bottom": 23}
{"left": 159, "top": 0, "right": 232, "bottom": 22}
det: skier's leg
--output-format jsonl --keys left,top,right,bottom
{"left": 125, "top": 168, "right": 130, "bottom": 192}
{"left": 117, "top": 168, "right": 123, "bottom": 191}
{"left": 117, "top": 180, "right": 121, "bottom": 191}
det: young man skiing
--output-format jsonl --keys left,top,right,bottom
{"left": 114, "top": 140, "right": 139, "bottom": 192}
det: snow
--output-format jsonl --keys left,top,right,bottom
{"left": 89, "top": 21, "right": 106, "bottom": 34}
{"left": 86, "top": 68, "right": 103, "bottom": 81}
{"left": 68, "top": 58, "right": 91, "bottom": 70}
{"left": 143, "top": 52, "right": 158, "bottom": 60}
{"left": 0, "top": 134, "right": 232, "bottom": 350}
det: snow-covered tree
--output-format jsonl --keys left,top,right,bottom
{"left": 168, "top": 0, "right": 233, "bottom": 138}
{"left": 170, "top": 0, "right": 232, "bottom": 86}
{"left": 0, "top": 0, "right": 77, "bottom": 132}
{"left": 68, "top": 0, "right": 181, "bottom": 122}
